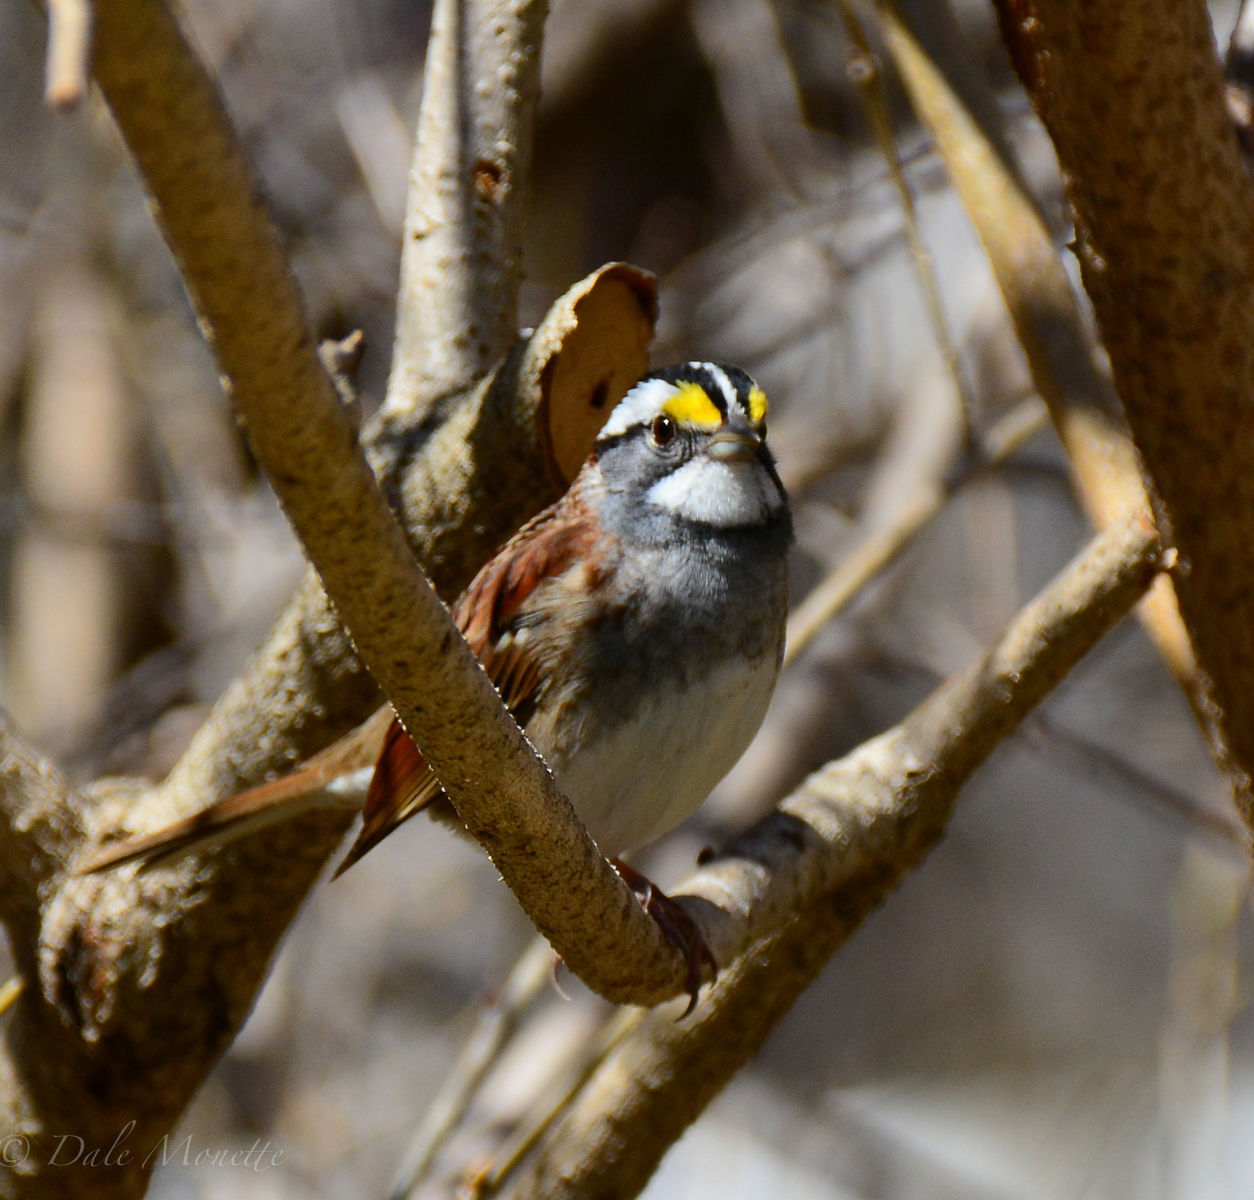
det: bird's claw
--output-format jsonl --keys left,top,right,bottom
{"left": 611, "top": 858, "right": 717, "bottom": 1018}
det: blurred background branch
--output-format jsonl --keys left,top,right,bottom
{"left": 43, "top": 0, "right": 92, "bottom": 111}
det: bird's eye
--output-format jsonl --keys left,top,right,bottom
{"left": 650, "top": 414, "right": 677, "bottom": 447}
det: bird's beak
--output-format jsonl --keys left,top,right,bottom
{"left": 706, "top": 424, "right": 763, "bottom": 462}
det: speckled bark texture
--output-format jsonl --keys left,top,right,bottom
{"left": 992, "top": 0, "right": 1254, "bottom": 820}
{"left": 385, "top": 0, "right": 549, "bottom": 416}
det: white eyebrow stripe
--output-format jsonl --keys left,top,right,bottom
{"left": 597, "top": 377, "right": 677, "bottom": 439}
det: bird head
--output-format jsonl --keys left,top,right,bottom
{"left": 594, "top": 362, "right": 787, "bottom": 530}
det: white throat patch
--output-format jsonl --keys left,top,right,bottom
{"left": 647, "top": 457, "right": 783, "bottom": 527}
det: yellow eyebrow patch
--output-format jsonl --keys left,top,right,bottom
{"left": 747, "top": 386, "right": 768, "bottom": 424}
{"left": 663, "top": 381, "right": 723, "bottom": 429}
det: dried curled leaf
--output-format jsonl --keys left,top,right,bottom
{"left": 532, "top": 262, "right": 657, "bottom": 484}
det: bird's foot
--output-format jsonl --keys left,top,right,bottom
{"left": 611, "top": 858, "right": 717, "bottom": 1018}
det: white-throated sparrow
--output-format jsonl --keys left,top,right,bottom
{"left": 84, "top": 362, "right": 793, "bottom": 994}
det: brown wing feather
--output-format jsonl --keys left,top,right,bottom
{"left": 336, "top": 495, "right": 601, "bottom": 874}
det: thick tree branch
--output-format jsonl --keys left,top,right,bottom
{"left": 989, "top": 0, "right": 1254, "bottom": 823}
{"left": 0, "top": 714, "right": 82, "bottom": 951}
{"left": 384, "top": 0, "right": 547, "bottom": 418}
{"left": 500, "top": 511, "right": 1164, "bottom": 1199}
{"left": 90, "top": 0, "right": 683, "bottom": 998}
{"left": 147, "top": 0, "right": 642, "bottom": 829}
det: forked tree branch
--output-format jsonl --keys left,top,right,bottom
{"left": 499, "top": 511, "right": 1164, "bottom": 1199}
{"left": 0, "top": 0, "right": 665, "bottom": 1194}
{"left": 990, "top": 0, "right": 1254, "bottom": 826}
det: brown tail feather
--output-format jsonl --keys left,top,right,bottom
{"left": 77, "top": 706, "right": 394, "bottom": 875}
{"left": 331, "top": 716, "right": 440, "bottom": 878}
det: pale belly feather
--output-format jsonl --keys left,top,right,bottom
{"left": 537, "top": 654, "right": 779, "bottom": 858}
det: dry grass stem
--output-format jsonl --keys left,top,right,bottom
{"left": 837, "top": 0, "right": 976, "bottom": 441}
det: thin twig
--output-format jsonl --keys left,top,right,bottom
{"left": 44, "top": 0, "right": 93, "bottom": 110}
{"left": 785, "top": 394, "right": 1048, "bottom": 667}
{"left": 476, "top": 1007, "right": 646, "bottom": 1198}
{"left": 839, "top": 643, "right": 1250, "bottom": 852}
{"left": 1025, "top": 713, "right": 1249, "bottom": 851}
{"left": 389, "top": 937, "right": 552, "bottom": 1200}
{"left": 837, "top": 0, "right": 978, "bottom": 442}
{"left": 0, "top": 977, "right": 23, "bottom": 1020}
